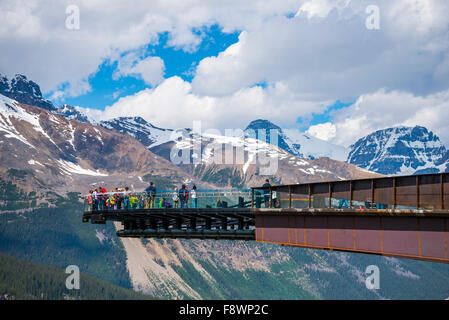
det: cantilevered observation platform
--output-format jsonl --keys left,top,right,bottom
{"left": 82, "top": 172, "right": 449, "bottom": 264}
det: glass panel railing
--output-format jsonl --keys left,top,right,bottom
{"left": 83, "top": 189, "right": 253, "bottom": 212}
{"left": 83, "top": 188, "right": 420, "bottom": 212}
{"left": 252, "top": 189, "right": 399, "bottom": 210}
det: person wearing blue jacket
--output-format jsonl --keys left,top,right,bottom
{"left": 262, "top": 179, "right": 271, "bottom": 208}
{"left": 179, "top": 184, "right": 189, "bottom": 208}
{"left": 145, "top": 182, "right": 157, "bottom": 208}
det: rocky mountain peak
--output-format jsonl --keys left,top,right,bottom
{"left": 243, "top": 119, "right": 348, "bottom": 161}
{"left": 0, "top": 73, "right": 56, "bottom": 112}
{"left": 100, "top": 116, "right": 173, "bottom": 149}
{"left": 55, "top": 104, "right": 90, "bottom": 123}
{"left": 245, "top": 119, "right": 281, "bottom": 131}
{"left": 347, "top": 125, "right": 448, "bottom": 175}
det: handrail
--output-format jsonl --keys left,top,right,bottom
{"left": 82, "top": 189, "right": 252, "bottom": 197}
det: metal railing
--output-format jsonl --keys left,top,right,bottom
{"left": 251, "top": 172, "right": 449, "bottom": 211}
{"left": 83, "top": 189, "right": 252, "bottom": 212}
{"left": 83, "top": 173, "right": 449, "bottom": 212}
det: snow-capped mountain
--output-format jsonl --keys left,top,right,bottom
{"left": 55, "top": 104, "right": 90, "bottom": 123}
{"left": 99, "top": 117, "right": 349, "bottom": 163}
{"left": 244, "top": 119, "right": 348, "bottom": 161}
{"left": 100, "top": 117, "right": 173, "bottom": 149}
{"left": 0, "top": 74, "right": 56, "bottom": 112}
{"left": 0, "top": 73, "right": 376, "bottom": 190}
{"left": 147, "top": 124, "right": 379, "bottom": 188}
{"left": 347, "top": 126, "right": 449, "bottom": 175}
{"left": 0, "top": 93, "right": 189, "bottom": 193}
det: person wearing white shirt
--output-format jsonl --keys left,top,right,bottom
{"left": 191, "top": 185, "right": 198, "bottom": 208}
{"left": 173, "top": 188, "right": 180, "bottom": 208}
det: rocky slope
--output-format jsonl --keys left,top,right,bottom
{"left": 120, "top": 234, "right": 449, "bottom": 300}
{"left": 0, "top": 94, "right": 194, "bottom": 194}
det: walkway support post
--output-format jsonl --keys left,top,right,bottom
{"left": 393, "top": 177, "right": 397, "bottom": 209}
{"left": 289, "top": 186, "right": 292, "bottom": 209}
{"left": 441, "top": 173, "right": 445, "bottom": 210}
{"left": 308, "top": 184, "right": 312, "bottom": 209}
{"left": 349, "top": 181, "right": 353, "bottom": 209}
{"left": 270, "top": 187, "right": 273, "bottom": 208}
{"left": 251, "top": 188, "right": 254, "bottom": 208}
{"left": 416, "top": 175, "right": 420, "bottom": 209}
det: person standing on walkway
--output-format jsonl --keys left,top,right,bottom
{"left": 92, "top": 189, "right": 98, "bottom": 211}
{"left": 191, "top": 185, "right": 198, "bottom": 208}
{"left": 145, "top": 182, "right": 157, "bottom": 208}
{"left": 179, "top": 184, "right": 188, "bottom": 208}
{"left": 173, "top": 188, "right": 179, "bottom": 208}
{"left": 123, "top": 187, "right": 130, "bottom": 210}
{"left": 262, "top": 179, "right": 271, "bottom": 208}
{"left": 87, "top": 190, "right": 93, "bottom": 211}
{"left": 114, "top": 188, "right": 122, "bottom": 210}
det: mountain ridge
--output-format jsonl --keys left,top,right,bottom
{"left": 0, "top": 93, "right": 198, "bottom": 195}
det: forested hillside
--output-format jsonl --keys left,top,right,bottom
{"left": 0, "top": 183, "right": 132, "bottom": 289}
{"left": 0, "top": 252, "right": 151, "bottom": 300}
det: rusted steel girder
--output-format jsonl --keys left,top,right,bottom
{"left": 254, "top": 209, "right": 449, "bottom": 264}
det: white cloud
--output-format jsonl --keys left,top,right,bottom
{"left": 296, "top": 0, "right": 352, "bottom": 19}
{"left": 0, "top": 0, "right": 300, "bottom": 97}
{"left": 113, "top": 51, "right": 165, "bottom": 87}
{"left": 306, "top": 122, "right": 336, "bottom": 141}
{"left": 92, "top": 76, "right": 328, "bottom": 130}
{"left": 192, "top": 0, "right": 449, "bottom": 100}
{"left": 327, "top": 88, "right": 449, "bottom": 147}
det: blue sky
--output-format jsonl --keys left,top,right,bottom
{"left": 49, "top": 25, "right": 240, "bottom": 110}
{"left": 296, "top": 100, "right": 354, "bottom": 131}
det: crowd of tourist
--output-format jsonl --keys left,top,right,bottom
{"left": 85, "top": 179, "right": 280, "bottom": 212}
{"left": 85, "top": 182, "right": 200, "bottom": 211}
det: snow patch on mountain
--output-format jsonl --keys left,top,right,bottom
{"left": 0, "top": 93, "right": 66, "bottom": 150}
{"left": 57, "top": 159, "right": 108, "bottom": 176}
{"left": 0, "top": 94, "right": 36, "bottom": 148}
{"left": 28, "top": 159, "right": 44, "bottom": 166}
